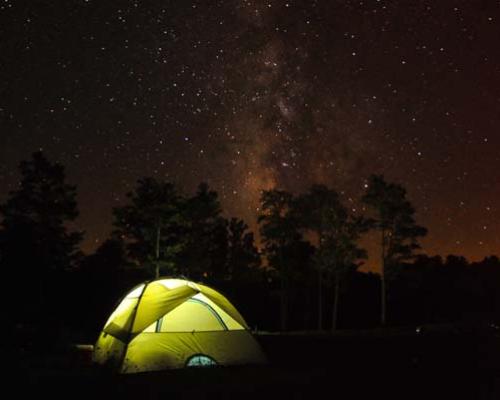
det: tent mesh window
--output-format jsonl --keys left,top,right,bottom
{"left": 186, "top": 354, "right": 217, "bottom": 367}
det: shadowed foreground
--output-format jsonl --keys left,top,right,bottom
{"left": 12, "top": 327, "right": 500, "bottom": 399}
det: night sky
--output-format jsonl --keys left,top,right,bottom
{"left": 1, "top": 1, "right": 500, "bottom": 267}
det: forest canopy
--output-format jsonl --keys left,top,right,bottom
{"left": 2, "top": 152, "right": 499, "bottom": 340}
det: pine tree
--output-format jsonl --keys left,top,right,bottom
{"left": 0, "top": 151, "right": 82, "bottom": 317}
{"left": 295, "top": 185, "right": 342, "bottom": 330}
{"left": 323, "top": 215, "right": 369, "bottom": 331}
{"left": 362, "top": 175, "right": 427, "bottom": 325}
{"left": 226, "top": 217, "right": 261, "bottom": 282}
{"left": 297, "top": 185, "right": 368, "bottom": 331}
{"left": 113, "top": 177, "right": 185, "bottom": 278}
{"left": 180, "top": 183, "right": 227, "bottom": 281}
{"left": 258, "top": 189, "right": 300, "bottom": 331}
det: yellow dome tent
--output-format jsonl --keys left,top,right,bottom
{"left": 93, "top": 278, "right": 267, "bottom": 373}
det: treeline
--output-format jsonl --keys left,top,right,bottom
{"left": 1, "top": 152, "right": 499, "bottom": 343}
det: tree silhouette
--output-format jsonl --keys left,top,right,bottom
{"left": 0, "top": 151, "right": 82, "bottom": 319}
{"left": 295, "top": 185, "right": 342, "bottom": 330}
{"left": 327, "top": 215, "right": 370, "bottom": 331}
{"left": 362, "top": 174, "right": 427, "bottom": 325}
{"left": 113, "top": 177, "right": 185, "bottom": 278}
{"left": 76, "top": 237, "right": 138, "bottom": 335}
{"left": 180, "top": 182, "right": 227, "bottom": 281}
{"left": 258, "top": 189, "right": 300, "bottom": 331}
{"left": 296, "top": 185, "right": 369, "bottom": 330}
{"left": 226, "top": 217, "right": 261, "bottom": 282}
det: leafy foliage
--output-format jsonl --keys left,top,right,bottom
{"left": 0, "top": 152, "right": 82, "bottom": 324}
{"left": 362, "top": 174, "right": 428, "bottom": 324}
{"left": 2, "top": 153, "right": 450, "bottom": 334}
{"left": 113, "top": 180, "right": 261, "bottom": 282}
{"left": 226, "top": 218, "right": 261, "bottom": 282}
{"left": 258, "top": 189, "right": 302, "bottom": 330}
{"left": 180, "top": 183, "right": 226, "bottom": 280}
{"left": 362, "top": 174, "right": 427, "bottom": 269}
{"left": 113, "top": 177, "right": 185, "bottom": 277}
{"left": 0, "top": 151, "right": 82, "bottom": 272}
{"left": 296, "top": 185, "right": 369, "bottom": 330}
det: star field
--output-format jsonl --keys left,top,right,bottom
{"left": 1, "top": 0, "right": 500, "bottom": 265}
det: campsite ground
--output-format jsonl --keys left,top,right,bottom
{"left": 11, "top": 325, "right": 500, "bottom": 399}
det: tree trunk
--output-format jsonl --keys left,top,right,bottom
{"left": 318, "top": 267, "right": 323, "bottom": 331}
{"left": 381, "top": 264, "right": 386, "bottom": 325}
{"left": 279, "top": 248, "right": 287, "bottom": 331}
{"left": 380, "top": 229, "right": 386, "bottom": 325}
{"left": 317, "top": 228, "right": 324, "bottom": 331}
{"left": 280, "top": 275, "right": 287, "bottom": 331}
{"left": 303, "top": 274, "right": 312, "bottom": 329}
{"left": 332, "top": 271, "right": 340, "bottom": 332}
{"left": 155, "top": 223, "right": 161, "bottom": 279}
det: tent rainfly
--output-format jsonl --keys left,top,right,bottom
{"left": 93, "top": 278, "right": 267, "bottom": 373}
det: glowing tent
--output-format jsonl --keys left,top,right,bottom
{"left": 93, "top": 278, "right": 266, "bottom": 373}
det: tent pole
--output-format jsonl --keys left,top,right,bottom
{"left": 118, "top": 281, "right": 150, "bottom": 372}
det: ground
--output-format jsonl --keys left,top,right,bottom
{"left": 10, "top": 325, "right": 500, "bottom": 399}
